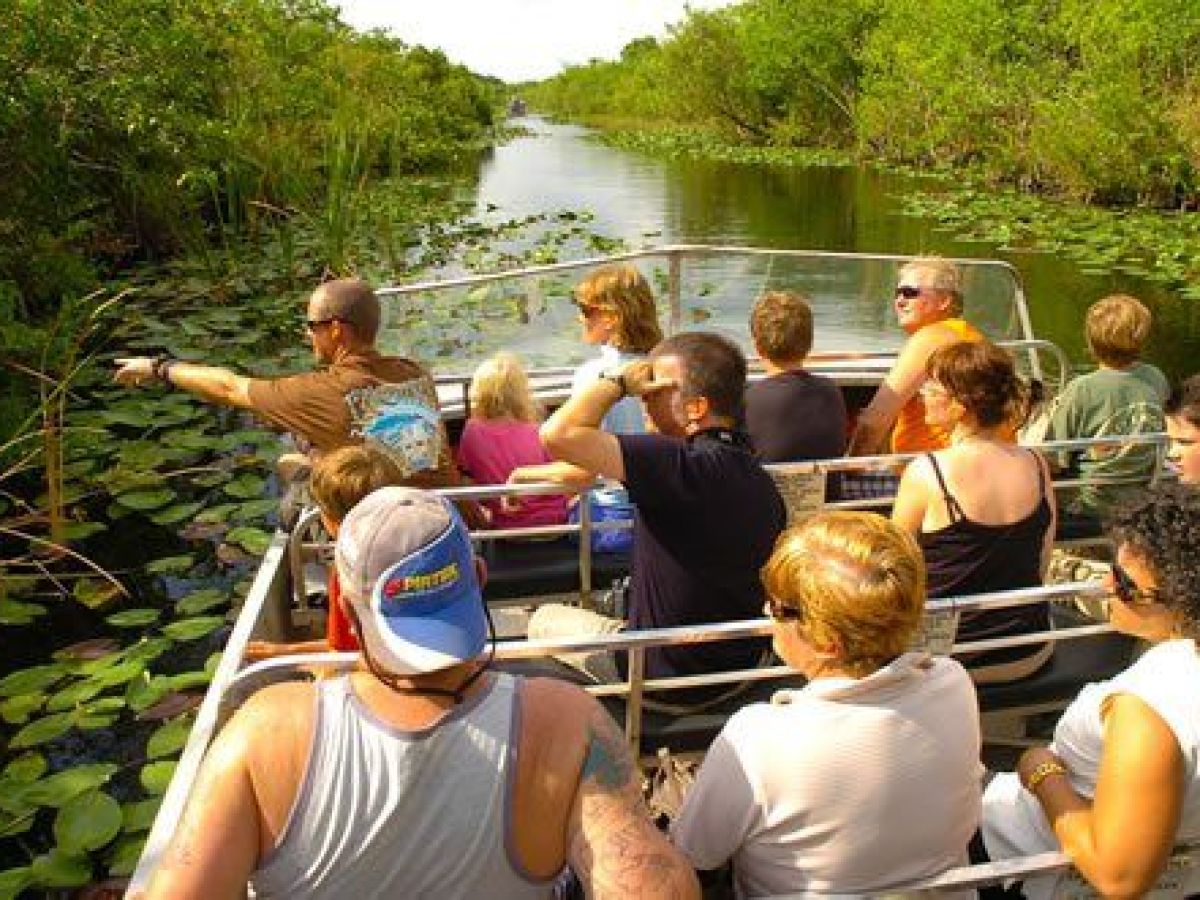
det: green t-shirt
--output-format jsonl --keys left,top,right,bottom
{"left": 1045, "top": 362, "right": 1169, "bottom": 514}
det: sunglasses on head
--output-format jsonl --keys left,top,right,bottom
{"left": 894, "top": 285, "right": 928, "bottom": 300}
{"left": 1111, "top": 562, "right": 1159, "bottom": 605}
{"left": 573, "top": 300, "right": 606, "bottom": 317}
{"left": 766, "top": 596, "right": 803, "bottom": 622}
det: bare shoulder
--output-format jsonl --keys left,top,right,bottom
{"left": 224, "top": 681, "right": 318, "bottom": 749}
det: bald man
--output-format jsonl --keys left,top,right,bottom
{"left": 115, "top": 278, "right": 474, "bottom": 516}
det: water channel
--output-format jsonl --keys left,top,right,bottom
{"left": 436, "top": 115, "right": 1198, "bottom": 381}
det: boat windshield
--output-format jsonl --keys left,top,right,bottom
{"left": 374, "top": 246, "right": 1032, "bottom": 373}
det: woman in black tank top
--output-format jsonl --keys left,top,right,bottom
{"left": 892, "top": 341, "right": 1057, "bottom": 683}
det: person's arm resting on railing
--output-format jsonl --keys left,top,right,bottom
{"left": 849, "top": 331, "right": 941, "bottom": 456}
{"left": 1019, "top": 693, "right": 1184, "bottom": 899}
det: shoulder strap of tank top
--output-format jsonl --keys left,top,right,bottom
{"left": 925, "top": 453, "right": 964, "bottom": 523}
{"left": 1027, "top": 448, "right": 1047, "bottom": 498}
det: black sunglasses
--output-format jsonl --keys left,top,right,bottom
{"left": 1111, "top": 562, "right": 1160, "bottom": 605}
{"left": 894, "top": 285, "right": 928, "bottom": 300}
{"left": 305, "top": 316, "right": 342, "bottom": 331}
{"left": 766, "top": 597, "right": 803, "bottom": 622}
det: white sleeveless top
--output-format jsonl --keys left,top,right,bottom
{"left": 983, "top": 639, "right": 1200, "bottom": 897}
{"left": 249, "top": 672, "right": 554, "bottom": 900}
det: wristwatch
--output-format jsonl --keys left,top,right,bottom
{"left": 599, "top": 368, "right": 627, "bottom": 397}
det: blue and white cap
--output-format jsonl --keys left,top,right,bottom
{"left": 336, "top": 486, "right": 485, "bottom": 675}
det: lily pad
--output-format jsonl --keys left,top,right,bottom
{"left": 2, "top": 753, "right": 47, "bottom": 784}
{"left": 224, "top": 525, "right": 272, "bottom": 555}
{"left": 120, "top": 798, "right": 162, "bottom": 834}
{"left": 135, "top": 691, "right": 202, "bottom": 721}
{"left": 9, "top": 711, "right": 75, "bottom": 748}
{"left": 149, "top": 501, "right": 205, "bottom": 526}
{"left": 0, "top": 664, "right": 67, "bottom": 697}
{"left": 46, "top": 680, "right": 107, "bottom": 713}
{"left": 115, "top": 488, "right": 176, "bottom": 512}
{"left": 19, "top": 763, "right": 119, "bottom": 807}
{"left": 146, "top": 554, "right": 196, "bottom": 575}
{"left": 105, "top": 608, "right": 161, "bottom": 628}
{"left": 54, "top": 790, "right": 123, "bottom": 853}
{"left": 124, "top": 637, "right": 173, "bottom": 664}
{"left": 176, "top": 588, "right": 227, "bottom": 615}
{"left": 72, "top": 579, "right": 124, "bottom": 610}
{"left": 107, "top": 835, "right": 146, "bottom": 877}
{"left": 147, "top": 716, "right": 194, "bottom": 759}
{"left": 29, "top": 849, "right": 91, "bottom": 888}
{"left": 162, "top": 615, "right": 225, "bottom": 641}
{"left": 0, "top": 599, "right": 48, "bottom": 625}
{"left": 57, "top": 638, "right": 121, "bottom": 661}
{"left": 140, "top": 761, "right": 177, "bottom": 795}
{"left": 223, "top": 473, "right": 267, "bottom": 499}
{"left": 90, "top": 659, "right": 146, "bottom": 688}
{"left": 0, "top": 694, "right": 45, "bottom": 725}
{"left": 60, "top": 521, "right": 107, "bottom": 541}
{"left": 0, "top": 867, "right": 32, "bottom": 900}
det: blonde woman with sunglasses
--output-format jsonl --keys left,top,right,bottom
{"left": 982, "top": 485, "right": 1200, "bottom": 899}
{"left": 570, "top": 264, "right": 662, "bottom": 434}
{"left": 672, "top": 511, "right": 982, "bottom": 897}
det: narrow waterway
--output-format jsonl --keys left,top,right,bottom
{"left": 464, "top": 116, "right": 1197, "bottom": 379}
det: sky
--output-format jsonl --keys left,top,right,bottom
{"left": 334, "top": 0, "right": 740, "bottom": 83}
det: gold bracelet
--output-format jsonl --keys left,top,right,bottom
{"left": 1024, "top": 760, "right": 1068, "bottom": 793}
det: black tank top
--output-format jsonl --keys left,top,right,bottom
{"left": 918, "top": 451, "right": 1052, "bottom": 667}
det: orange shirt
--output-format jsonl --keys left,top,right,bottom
{"left": 326, "top": 569, "right": 360, "bottom": 652}
{"left": 890, "top": 318, "right": 983, "bottom": 453}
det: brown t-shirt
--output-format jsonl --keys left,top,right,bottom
{"left": 247, "top": 351, "right": 481, "bottom": 523}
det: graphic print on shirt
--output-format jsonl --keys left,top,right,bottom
{"left": 344, "top": 376, "right": 449, "bottom": 477}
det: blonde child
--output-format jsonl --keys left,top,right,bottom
{"left": 459, "top": 352, "right": 569, "bottom": 529}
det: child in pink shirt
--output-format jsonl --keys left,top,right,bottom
{"left": 457, "top": 353, "right": 569, "bottom": 529}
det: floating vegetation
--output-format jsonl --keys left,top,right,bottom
{"left": 601, "top": 129, "right": 854, "bottom": 169}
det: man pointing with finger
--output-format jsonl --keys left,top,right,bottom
{"left": 114, "top": 278, "right": 475, "bottom": 517}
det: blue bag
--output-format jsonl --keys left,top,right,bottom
{"left": 569, "top": 486, "right": 635, "bottom": 554}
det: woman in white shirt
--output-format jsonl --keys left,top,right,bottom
{"left": 983, "top": 484, "right": 1200, "bottom": 899}
{"left": 671, "top": 511, "right": 982, "bottom": 898}
{"left": 570, "top": 264, "right": 662, "bottom": 434}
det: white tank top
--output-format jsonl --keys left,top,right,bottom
{"left": 249, "top": 672, "right": 555, "bottom": 900}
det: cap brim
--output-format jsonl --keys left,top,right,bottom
{"left": 367, "top": 584, "right": 486, "bottom": 675}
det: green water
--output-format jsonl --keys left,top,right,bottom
{"left": 467, "top": 117, "right": 1198, "bottom": 381}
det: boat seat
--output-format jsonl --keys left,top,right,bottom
{"left": 481, "top": 538, "right": 630, "bottom": 601}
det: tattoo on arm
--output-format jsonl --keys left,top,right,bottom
{"left": 570, "top": 708, "right": 699, "bottom": 899}
{"left": 581, "top": 720, "right": 635, "bottom": 790}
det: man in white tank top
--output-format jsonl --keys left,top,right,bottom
{"left": 140, "top": 487, "right": 698, "bottom": 900}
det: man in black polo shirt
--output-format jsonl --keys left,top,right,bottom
{"left": 529, "top": 331, "right": 786, "bottom": 709}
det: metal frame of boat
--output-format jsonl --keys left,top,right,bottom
{"left": 127, "top": 247, "right": 1172, "bottom": 896}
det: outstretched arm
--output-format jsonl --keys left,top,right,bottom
{"left": 568, "top": 706, "right": 700, "bottom": 900}
{"left": 115, "top": 357, "right": 253, "bottom": 409}
{"left": 1020, "top": 693, "right": 1183, "bottom": 899}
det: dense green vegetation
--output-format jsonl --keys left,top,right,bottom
{"left": 1, "top": 0, "right": 499, "bottom": 440}
{"left": 526, "top": 0, "right": 1200, "bottom": 207}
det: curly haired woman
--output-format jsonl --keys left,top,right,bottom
{"left": 982, "top": 484, "right": 1200, "bottom": 899}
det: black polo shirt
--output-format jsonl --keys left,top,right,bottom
{"left": 618, "top": 429, "right": 786, "bottom": 681}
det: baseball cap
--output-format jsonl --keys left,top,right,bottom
{"left": 336, "top": 486, "right": 485, "bottom": 675}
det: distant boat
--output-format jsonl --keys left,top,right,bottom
{"left": 508, "top": 98, "right": 527, "bottom": 117}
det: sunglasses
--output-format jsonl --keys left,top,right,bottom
{"left": 894, "top": 285, "right": 929, "bottom": 300}
{"left": 573, "top": 300, "right": 606, "bottom": 318}
{"left": 1111, "top": 562, "right": 1160, "bottom": 605}
{"left": 766, "top": 596, "right": 803, "bottom": 622}
{"left": 304, "top": 317, "right": 342, "bottom": 331}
